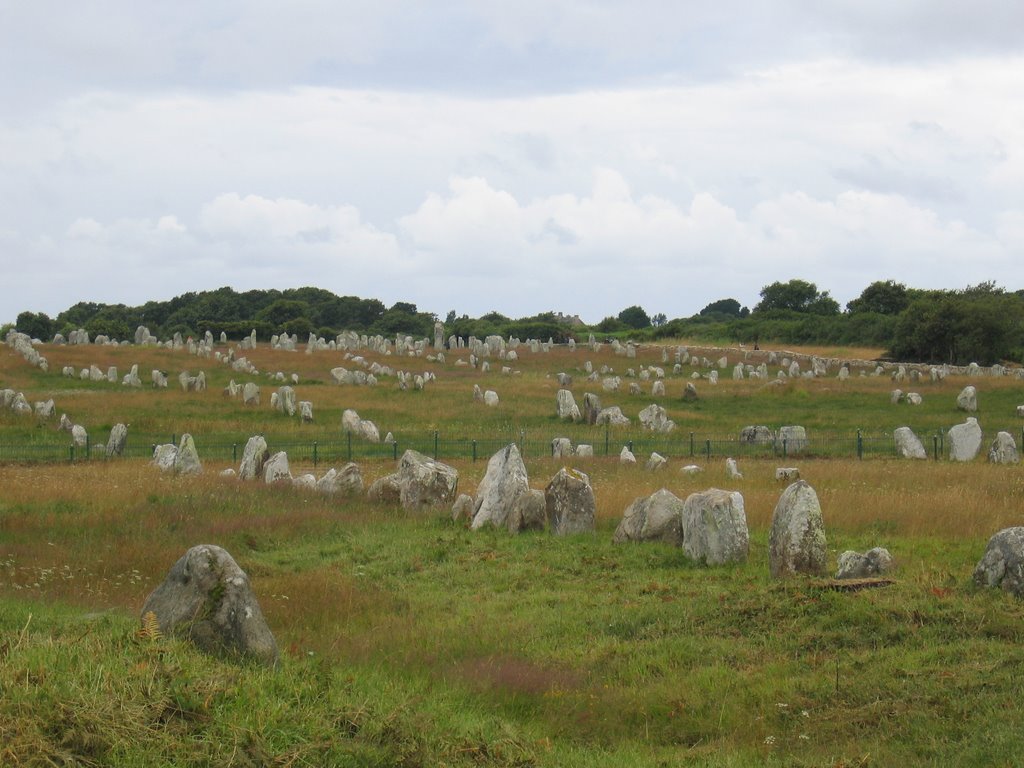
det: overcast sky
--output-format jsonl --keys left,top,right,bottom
{"left": 2, "top": 1, "right": 1023, "bottom": 325}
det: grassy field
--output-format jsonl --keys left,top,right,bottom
{"left": 3, "top": 336, "right": 1024, "bottom": 765}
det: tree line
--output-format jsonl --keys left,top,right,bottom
{"left": 10, "top": 280, "right": 1024, "bottom": 365}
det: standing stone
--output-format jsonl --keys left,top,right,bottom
{"left": 835, "top": 548, "right": 894, "bottom": 579}
{"left": 613, "top": 488, "right": 684, "bottom": 545}
{"left": 106, "top": 423, "right": 128, "bottom": 457}
{"left": 739, "top": 426, "right": 773, "bottom": 445}
{"left": 484, "top": 390, "right": 499, "bottom": 407}
{"left": 682, "top": 489, "right": 749, "bottom": 565}
{"left": 957, "top": 386, "right": 978, "bottom": 413}
{"left": 507, "top": 488, "right": 547, "bottom": 534}
{"left": 433, "top": 321, "right": 444, "bottom": 350}
{"left": 58, "top": 413, "right": 73, "bottom": 432}
{"left": 276, "top": 386, "right": 296, "bottom": 416}
{"left": 140, "top": 544, "right": 277, "bottom": 665}
{"left": 299, "top": 401, "right": 314, "bottom": 423}
{"left": 948, "top": 417, "right": 983, "bottom": 461}
{"left": 395, "top": 450, "right": 459, "bottom": 510}
{"left": 988, "top": 431, "right": 1019, "bottom": 464}
{"left": 71, "top": 424, "right": 88, "bottom": 448}
{"left": 973, "top": 528, "right": 1024, "bottom": 597}
{"left": 317, "top": 463, "right": 364, "bottom": 495}
{"left": 152, "top": 444, "right": 177, "bottom": 472}
{"left": 34, "top": 399, "right": 55, "bottom": 419}
{"left": 778, "top": 425, "right": 808, "bottom": 452}
{"left": 239, "top": 436, "right": 270, "bottom": 480}
{"left": 725, "top": 457, "right": 743, "bottom": 479}
{"left": 263, "top": 451, "right": 292, "bottom": 484}
{"left": 645, "top": 452, "right": 667, "bottom": 471}
{"left": 639, "top": 404, "right": 676, "bottom": 433}
{"left": 596, "top": 406, "right": 630, "bottom": 426}
{"left": 582, "top": 392, "right": 602, "bottom": 425}
{"left": 471, "top": 444, "right": 530, "bottom": 530}
{"left": 894, "top": 427, "right": 927, "bottom": 459}
{"left": 556, "top": 389, "right": 580, "bottom": 420}
{"left": 451, "top": 494, "right": 475, "bottom": 525}
{"left": 683, "top": 382, "right": 699, "bottom": 402}
{"left": 768, "top": 480, "right": 827, "bottom": 578}
{"left": 545, "top": 468, "right": 596, "bottom": 535}
{"left": 551, "top": 437, "right": 573, "bottom": 458}
{"left": 619, "top": 446, "right": 637, "bottom": 464}
{"left": 775, "top": 467, "right": 801, "bottom": 481}
{"left": 174, "top": 434, "right": 202, "bottom": 475}
{"left": 651, "top": 380, "right": 666, "bottom": 397}
{"left": 242, "top": 382, "right": 260, "bottom": 406}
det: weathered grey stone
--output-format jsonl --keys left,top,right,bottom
{"left": 58, "top": 413, "right": 73, "bottom": 432}
{"left": 973, "top": 527, "right": 1024, "bottom": 597}
{"left": 739, "top": 426, "right": 773, "bottom": 445}
{"left": 299, "top": 401, "right": 314, "bottom": 423}
{"left": 894, "top": 427, "right": 927, "bottom": 459}
{"left": 71, "top": 424, "right": 88, "bottom": 448}
{"left": 957, "top": 385, "right": 978, "bottom": 412}
{"left": 391, "top": 450, "right": 458, "bottom": 510}
{"left": 551, "top": 437, "right": 573, "bottom": 458}
{"left": 948, "top": 417, "right": 983, "bottom": 461}
{"left": 317, "top": 463, "right": 363, "bottom": 495}
{"left": 775, "top": 467, "right": 800, "bottom": 481}
{"left": 238, "top": 436, "right": 269, "bottom": 480}
{"left": 141, "top": 544, "right": 277, "bottom": 665}
{"left": 263, "top": 451, "right": 291, "bottom": 484}
{"left": 768, "top": 480, "right": 827, "bottom": 578}
{"left": 174, "top": 434, "right": 202, "bottom": 475}
{"left": 242, "top": 382, "right": 260, "bottom": 406}
{"left": 646, "top": 452, "right": 668, "bottom": 471}
{"left": 682, "top": 489, "right": 749, "bottom": 565}
{"left": 906, "top": 392, "right": 923, "bottom": 406}
{"left": 556, "top": 389, "right": 579, "bottom": 420}
{"left": 778, "top": 425, "right": 808, "bottom": 452}
{"left": 681, "top": 465, "right": 702, "bottom": 475}
{"left": 34, "top": 399, "right": 55, "bottom": 419}
{"left": 725, "top": 457, "right": 743, "bottom": 479}
{"left": 595, "top": 406, "right": 630, "bottom": 426}
{"left": 582, "top": 392, "right": 602, "bottom": 424}
{"left": 152, "top": 443, "right": 177, "bottom": 472}
{"left": 220, "top": 468, "right": 237, "bottom": 478}
{"left": 683, "top": 382, "right": 699, "bottom": 402}
{"left": 367, "top": 473, "right": 402, "bottom": 504}
{"left": 471, "top": 444, "right": 530, "bottom": 530}
{"left": 619, "top": 446, "right": 637, "bottom": 465}
{"left": 575, "top": 444, "right": 594, "bottom": 457}
{"left": 835, "top": 547, "right": 894, "bottom": 579}
{"left": 292, "top": 473, "right": 317, "bottom": 490}
{"left": 639, "top": 403, "right": 675, "bottom": 433}
{"left": 275, "top": 386, "right": 296, "bottom": 416}
{"left": 484, "top": 390, "right": 499, "bottom": 407}
{"left": 451, "top": 494, "right": 475, "bottom": 525}
{"left": 106, "top": 423, "right": 128, "bottom": 457}
{"left": 613, "top": 488, "right": 684, "bottom": 545}
{"left": 988, "top": 431, "right": 1019, "bottom": 464}
{"left": 545, "top": 468, "right": 595, "bottom": 535}
{"left": 507, "top": 488, "right": 547, "bottom": 534}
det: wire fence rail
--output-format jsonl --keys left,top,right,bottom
{"left": 0, "top": 425, "right": 999, "bottom": 466}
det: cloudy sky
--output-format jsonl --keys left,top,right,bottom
{"left": 2, "top": 1, "right": 1023, "bottom": 325}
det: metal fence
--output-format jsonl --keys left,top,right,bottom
{"left": 0, "top": 425, "right": 994, "bottom": 465}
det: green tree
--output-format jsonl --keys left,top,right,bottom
{"left": 256, "top": 300, "right": 311, "bottom": 328}
{"left": 15, "top": 311, "right": 55, "bottom": 340}
{"left": 847, "top": 280, "right": 909, "bottom": 315}
{"left": 754, "top": 280, "right": 839, "bottom": 316}
{"left": 617, "top": 305, "right": 651, "bottom": 329}
{"left": 698, "top": 298, "right": 743, "bottom": 317}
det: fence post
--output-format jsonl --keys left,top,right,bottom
{"left": 69, "top": 444, "right": 74, "bottom": 462}
{"left": 605, "top": 424, "right": 610, "bottom": 456}
{"left": 705, "top": 439, "right": 711, "bottom": 459}
{"left": 392, "top": 441, "right": 398, "bottom": 461}
{"left": 313, "top": 441, "right": 318, "bottom": 467}
{"left": 232, "top": 443, "right": 238, "bottom": 463}
{"left": 783, "top": 439, "right": 788, "bottom": 459}
{"left": 472, "top": 440, "right": 477, "bottom": 463}
{"left": 933, "top": 434, "right": 939, "bottom": 461}
{"left": 347, "top": 430, "right": 352, "bottom": 462}
{"left": 172, "top": 433, "right": 177, "bottom": 447}
{"left": 689, "top": 432, "right": 695, "bottom": 457}
{"left": 520, "top": 429, "right": 525, "bottom": 457}
{"left": 627, "top": 440, "right": 633, "bottom": 453}
{"left": 434, "top": 430, "right": 439, "bottom": 459}
{"left": 85, "top": 434, "right": 90, "bottom": 460}
{"left": 856, "top": 430, "right": 863, "bottom": 460}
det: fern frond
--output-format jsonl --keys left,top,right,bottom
{"left": 137, "top": 611, "right": 163, "bottom": 642}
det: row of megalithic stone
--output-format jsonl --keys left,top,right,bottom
{"left": 137, "top": 437, "right": 1024, "bottom": 667}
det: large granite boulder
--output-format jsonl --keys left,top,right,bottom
{"left": 739, "top": 426, "right": 773, "bottom": 446}
{"left": 152, "top": 443, "right": 177, "bottom": 472}
{"left": 373, "top": 450, "right": 458, "bottom": 510}
{"left": 973, "top": 528, "right": 1024, "bottom": 597}
{"left": 106, "top": 423, "right": 128, "bottom": 457}
{"left": 263, "top": 451, "right": 291, "bottom": 484}
{"left": 471, "top": 444, "right": 530, "bottom": 530}
{"left": 835, "top": 547, "right": 894, "bottom": 579}
{"left": 778, "top": 425, "right": 808, "bottom": 452}
{"left": 545, "top": 468, "right": 596, "bottom": 535}
{"left": 682, "top": 488, "right": 749, "bottom": 565}
{"left": 317, "top": 463, "right": 364, "bottom": 495}
{"left": 238, "top": 436, "right": 270, "bottom": 480}
{"left": 988, "top": 431, "right": 1019, "bottom": 464}
{"left": 173, "top": 434, "right": 202, "bottom": 476}
{"left": 639, "top": 404, "right": 675, "bottom": 433}
{"left": 141, "top": 544, "right": 277, "bottom": 666}
{"left": 556, "top": 389, "right": 580, "bottom": 421}
{"left": 768, "top": 480, "right": 827, "bottom": 578}
{"left": 894, "top": 427, "right": 927, "bottom": 459}
{"left": 612, "top": 488, "right": 684, "bottom": 545}
{"left": 957, "top": 385, "right": 978, "bottom": 413}
{"left": 948, "top": 417, "right": 982, "bottom": 461}
{"left": 507, "top": 488, "right": 546, "bottom": 534}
